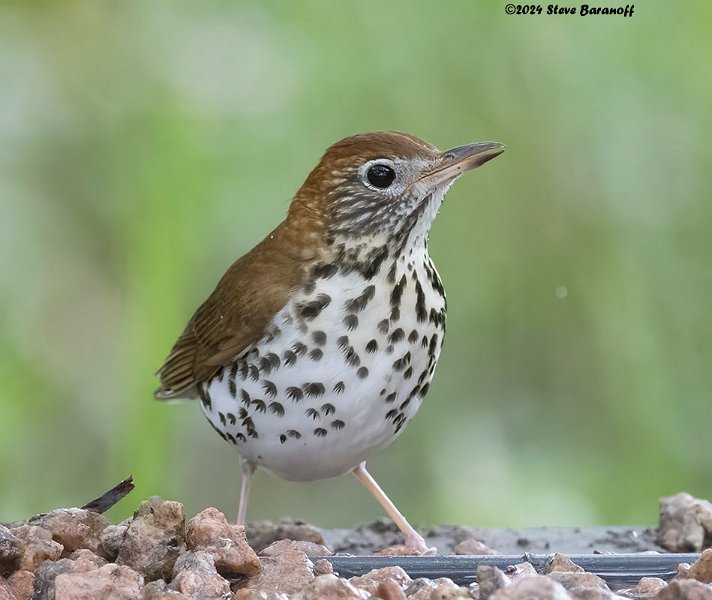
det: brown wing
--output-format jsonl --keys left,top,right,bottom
{"left": 154, "top": 219, "right": 319, "bottom": 399}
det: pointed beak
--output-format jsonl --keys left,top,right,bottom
{"left": 421, "top": 141, "right": 506, "bottom": 187}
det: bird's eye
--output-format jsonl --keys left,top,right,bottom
{"left": 366, "top": 164, "right": 396, "bottom": 189}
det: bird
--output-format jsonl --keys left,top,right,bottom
{"left": 154, "top": 131, "right": 505, "bottom": 553}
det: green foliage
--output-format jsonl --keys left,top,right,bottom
{"left": 1, "top": 0, "right": 710, "bottom": 527}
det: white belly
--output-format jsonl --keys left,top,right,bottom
{"left": 200, "top": 254, "right": 446, "bottom": 481}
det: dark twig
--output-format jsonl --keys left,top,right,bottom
{"left": 81, "top": 476, "right": 135, "bottom": 514}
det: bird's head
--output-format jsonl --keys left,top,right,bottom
{"left": 291, "top": 131, "right": 505, "bottom": 248}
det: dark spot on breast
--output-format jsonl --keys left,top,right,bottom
{"left": 262, "top": 380, "right": 277, "bottom": 398}
{"left": 385, "top": 392, "right": 397, "bottom": 403}
{"left": 343, "top": 346, "right": 361, "bottom": 367}
{"left": 390, "top": 274, "right": 407, "bottom": 308}
{"left": 303, "top": 382, "right": 325, "bottom": 397}
{"left": 236, "top": 433, "right": 246, "bottom": 443}
{"left": 240, "top": 390, "right": 251, "bottom": 407}
{"left": 343, "top": 314, "right": 358, "bottom": 331}
{"left": 415, "top": 280, "right": 428, "bottom": 323}
{"left": 333, "top": 381, "right": 345, "bottom": 394}
{"left": 238, "top": 362, "right": 248, "bottom": 380}
{"left": 408, "top": 330, "right": 419, "bottom": 344}
{"left": 386, "top": 409, "right": 398, "bottom": 420}
{"left": 385, "top": 345, "right": 394, "bottom": 355}
{"left": 337, "top": 335, "right": 349, "bottom": 349}
{"left": 299, "top": 293, "right": 332, "bottom": 320}
{"left": 292, "top": 342, "right": 307, "bottom": 357}
{"left": 421, "top": 335, "right": 429, "bottom": 348}
{"left": 312, "top": 331, "right": 327, "bottom": 346}
{"left": 403, "top": 367, "right": 413, "bottom": 379}
{"left": 280, "top": 434, "right": 287, "bottom": 444}
{"left": 306, "top": 408, "right": 321, "bottom": 420}
{"left": 269, "top": 402, "right": 285, "bottom": 416}
{"left": 387, "top": 262, "right": 397, "bottom": 284}
{"left": 199, "top": 385, "right": 212, "bottom": 410}
{"left": 321, "top": 403, "right": 335, "bottom": 416}
{"left": 377, "top": 319, "right": 390, "bottom": 334}
{"left": 357, "top": 366, "right": 369, "bottom": 379}
{"left": 312, "top": 263, "right": 338, "bottom": 279}
{"left": 287, "top": 429, "right": 302, "bottom": 439}
{"left": 227, "top": 413, "right": 236, "bottom": 425}
{"left": 218, "top": 412, "right": 226, "bottom": 426}
{"left": 309, "top": 348, "right": 323, "bottom": 361}
{"left": 259, "top": 357, "right": 273, "bottom": 376}
{"left": 266, "top": 353, "right": 281, "bottom": 369}
{"left": 331, "top": 420, "right": 345, "bottom": 430}
{"left": 390, "top": 306, "right": 400, "bottom": 322}
{"left": 238, "top": 407, "right": 248, "bottom": 419}
{"left": 314, "top": 427, "right": 327, "bottom": 437}
{"left": 428, "top": 334, "right": 439, "bottom": 357}
{"left": 366, "top": 339, "right": 378, "bottom": 353}
{"left": 400, "top": 398, "right": 411, "bottom": 410}
{"left": 248, "top": 364, "right": 260, "bottom": 382}
{"left": 286, "top": 387, "right": 303, "bottom": 402}
{"left": 420, "top": 383, "right": 430, "bottom": 397}
{"left": 361, "top": 246, "right": 388, "bottom": 279}
{"left": 345, "top": 285, "right": 376, "bottom": 313}
{"left": 252, "top": 399, "right": 266, "bottom": 413}
{"left": 389, "top": 328, "right": 405, "bottom": 344}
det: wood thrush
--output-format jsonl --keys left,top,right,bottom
{"left": 155, "top": 131, "right": 505, "bottom": 553}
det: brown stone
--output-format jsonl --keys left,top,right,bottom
{"left": 350, "top": 565, "right": 412, "bottom": 595}
{"left": 232, "top": 590, "right": 291, "bottom": 600}
{"left": 374, "top": 544, "right": 423, "bottom": 557}
{"left": 54, "top": 563, "right": 144, "bottom": 600}
{"left": 548, "top": 572, "right": 609, "bottom": 592}
{"left": 169, "top": 551, "right": 231, "bottom": 599}
{"left": 546, "top": 554, "right": 585, "bottom": 574}
{"left": 407, "top": 577, "right": 471, "bottom": 599}
{"left": 658, "top": 493, "right": 712, "bottom": 553}
{"left": 99, "top": 524, "right": 128, "bottom": 561}
{"left": 454, "top": 538, "right": 498, "bottom": 555}
{"left": 688, "top": 549, "right": 712, "bottom": 584}
{"left": 0, "top": 577, "right": 16, "bottom": 600}
{"left": 477, "top": 565, "right": 510, "bottom": 598}
{"left": 7, "top": 569, "right": 34, "bottom": 600}
{"left": 653, "top": 579, "right": 712, "bottom": 599}
{"left": 292, "top": 574, "right": 369, "bottom": 599}
{"left": 492, "top": 575, "right": 572, "bottom": 600}
{"left": 0, "top": 525, "right": 22, "bottom": 575}
{"left": 376, "top": 577, "right": 408, "bottom": 600}
{"left": 313, "top": 559, "right": 333, "bottom": 576}
{"left": 68, "top": 549, "right": 107, "bottom": 568}
{"left": 239, "top": 539, "right": 314, "bottom": 596}
{"left": 39, "top": 508, "right": 109, "bottom": 556}
{"left": 247, "top": 520, "right": 326, "bottom": 554}
{"left": 567, "top": 588, "right": 620, "bottom": 600}
{"left": 186, "top": 507, "right": 261, "bottom": 577}
{"left": 505, "top": 562, "right": 538, "bottom": 582}
{"left": 624, "top": 577, "right": 668, "bottom": 598}
{"left": 115, "top": 497, "right": 185, "bottom": 581}
{"left": 12, "top": 525, "right": 63, "bottom": 572}
{"left": 144, "top": 579, "right": 188, "bottom": 599}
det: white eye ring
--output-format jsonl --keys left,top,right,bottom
{"left": 360, "top": 159, "right": 397, "bottom": 191}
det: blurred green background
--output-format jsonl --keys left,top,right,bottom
{"left": 1, "top": 0, "right": 710, "bottom": 529}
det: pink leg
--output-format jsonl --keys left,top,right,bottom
{"left": 352, "top": 461, "right": 433, "bottom": 554}
{"left": 237, "top": 460, "right": 256, "bottom": 526}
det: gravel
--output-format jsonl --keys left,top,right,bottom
{"left": 0, "top": 492, "right": 711, "bottom": 599}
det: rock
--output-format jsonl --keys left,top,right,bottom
{"left": 505, "top": 563, "right": 538, "bottom": 582}
{"left": 39, "top": 509, "right": 109, "bottom": 556}
{"left": 653, "top": 579, "right": 712, "bottom": 599}
{"left": 350, "top": 566, "right": 412, "bottom": 595}
{"left": 232, "top": 590, "right": 291, "bottom": 600}
{"left": 477, "top": 565, "right": 510, "bottom": 598}
{"left": 406, "top": 577, "right": 471, "bottom": 599}
{"left": 143, "top": 579, "right": 188, "bottom": 599}
{"left": 658, "top": 493, "right": 712, "bottom": 552}
{"left": 548, "top": 572, "right": 609, "bottom": 592}
{"left": 7, "top": 570, "right": 34, "bottom": 600}
{"left": 492, "top": 575, "right": 572, "bottom": 600}
{"left": 312, "top": 559, "right": 333, "bottom": 576}
{"left": 169, "top": 551, "right": 230, "bottom": 599}
{"left": 0, "top": 578, "right": 16, "bottom": 600}
{"left": 292, "top": 574, "right": 369, "bottom": 599}
{"left": 247, "top": 520, "right": 326, "bottom": 554}
{"left": 68, "top": 549, "right": 107, "bottom": 568}
{"left": 546, "top": 555, "right": 585, "bottom": 574}
{"left": 567, "top": 588, "right": 621, "bottom": 600}
{"left": 32, "top": 558, "right": 77, "bottom": 598}
{"left": 238, "top": 539, "right": 314, "bottom": 596}
{"left": 0, "top": 525, "right": 22, "bottom": 575}
{"left": 185, "top": 507, "right": 261, "bottom": 577}
{"left": 374, "top": 545, "right": 423, "bottom": 557}
{"left": 54, "top": 563, "right": 144, "bottom": 600}
{"left": 688, "top": 549, "right": 712, "bottom": 584}
{"left": 376, "top": 577, "right": 408, "bottom": 600}
{"left": 11, "top": 525, "right": 63, "bottom": 572}
{"left": 99, "top": 524, "right": 127, "bottom": 561}
{"left": 115, "top": 497, "right": 185, "bottom": 581}
{"left": 454, "top": 538, "right": 498, "bottom": 555}
{"left": 623, "top": 577, "right": 667, "bottom": 598}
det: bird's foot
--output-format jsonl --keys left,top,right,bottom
{"left": 405, "top": 531, "right": 437, "bottom": 556}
